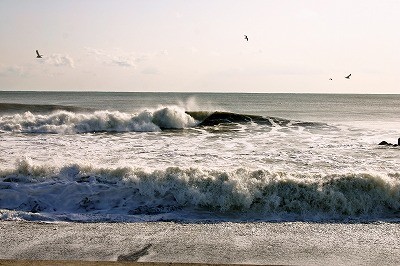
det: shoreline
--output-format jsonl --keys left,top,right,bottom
{"left": 1, "top": 220, "right": 400, "bottom": 265}
{"left": 0, "top": 260, "right": 270, "bottom": 266}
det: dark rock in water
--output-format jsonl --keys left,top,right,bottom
{"left": 378, "top": 139, "right": 400, "bottom": 147}
{"left": 187, "top": 111, "right": 273, "bottom": 126}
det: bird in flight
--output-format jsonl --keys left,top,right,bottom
{"left": 244, "top": 35, "right": 248, "bottom": 41}
{"left": 329, "top": 78, "right": 333, "bottom": 80}
{"left": 36, "top": 50, "right": 43, "bottom": 58}
{"left": 345, "top": 74, "right": 351, "bottom": 79}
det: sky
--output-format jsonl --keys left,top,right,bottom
{"left": 0, "top": 0, "right": 399, "bottom": 93}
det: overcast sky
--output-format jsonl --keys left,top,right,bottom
{"left": 1, "top": 0, "right": 399, "bottom": 93}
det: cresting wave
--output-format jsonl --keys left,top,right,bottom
{"left": 0, "top": 103, "right": 327, "bottom": 133}
{"left": 1, "top": 159, "right": 399, "bottom": 222}
{"left": 0, "top": 106, "right": 198, "bottom": 133}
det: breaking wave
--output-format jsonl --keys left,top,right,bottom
{"left": 1, "top": 159, "right": 399, "bottom": 222}
{"left": 0, "top": 103, "right": 328, "bottom": 134}
{"left": 0, "top": 106, "right": 198, "bottom": 133}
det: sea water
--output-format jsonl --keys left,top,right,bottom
{"left": 0, "top": 91, "right": 399, "bottom": 222}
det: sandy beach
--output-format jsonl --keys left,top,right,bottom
{"left": 0, "top": 261, "right": 267, "bottom": 266}
{"left": 1, "top": 221, "right": 399, "bottom": 265}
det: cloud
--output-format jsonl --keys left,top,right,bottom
{"left": 0, "top": 65, "right": 27, "bottom": 77}
{"left": 41, "top": 54, "right": 75, "bottom": 68}
{"left": 85, "top": 48, "right": 168, "bottom": 69}
{"left": 85, "top": 48, "right": 105, "bottom": 56}
{"left": 86, "top": 48, "right": 138, "bottom": 68}
{"left": 110, "top": 56, "right": 137, "bottom": 68}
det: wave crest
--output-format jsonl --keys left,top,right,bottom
{"left": 0, "top": 106, "right": 198, "bottom": 133}
{"left": 0, "top": 103, "right": 332, "bottom": 134}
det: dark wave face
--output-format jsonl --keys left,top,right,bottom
{"left": 187, "top": 111, "right": 275, "bottom": 126}
{"left": 186, "top": 111, "right": 328, "bottom": 128}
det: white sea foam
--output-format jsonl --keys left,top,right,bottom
{"left": 0, "top": 106, "right": 198, "bottom": 133}
{"left": 1, "top": 159, "right": 399, "bottom": 222}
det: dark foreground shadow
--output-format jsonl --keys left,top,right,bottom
{"left": 117, "top": 244, "right": 152, "bottom": 262}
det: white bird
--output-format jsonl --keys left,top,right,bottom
{"left": 244, "top": 35, "right": 248, "bottom": 41}
{"left": 36, "top": 50, "right": 43, "bottom": 58}
{"left": 345, "top": 74, "right": 351, "bottom": 79}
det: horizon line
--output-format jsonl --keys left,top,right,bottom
{"left": 0, "top": 89, "right": 400, "bottom": 95}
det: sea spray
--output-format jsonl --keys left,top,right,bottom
{"left": 152, "top": 106, "right": 197, "bottom": 129}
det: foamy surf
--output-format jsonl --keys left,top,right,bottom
{"left": 0, "top": 106, "right": 198, "bottom": 133}
{"left": 1, "top": 159, "right": 399, "bottom": 222}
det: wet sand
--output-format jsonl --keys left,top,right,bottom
{"left": 1, "top": 221, "right": 400, "bottom": 265}
{"left": 0, "top": 261, "right": 266, "bottom": 266}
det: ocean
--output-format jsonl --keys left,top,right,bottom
{"left": 0, "top": 91, "right": 399, "bottom": 223}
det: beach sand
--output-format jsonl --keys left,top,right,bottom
{"left": 1, "top": 221, "right": 399, "bottom": 265}
{"left": 0, "top": 261, "right": 267, "bottom": 266}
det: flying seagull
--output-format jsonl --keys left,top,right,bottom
{"left": 345, "top": 74, "right": 351, "bottom": 79}
{"left": 36, "top": 50, "right": 43, "bottom": 58}
{"left": 244, "top": 35, "right": 248, "bottom": 41}
{"left": 329, "top": 78, "right": 333, "bottom": 80}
